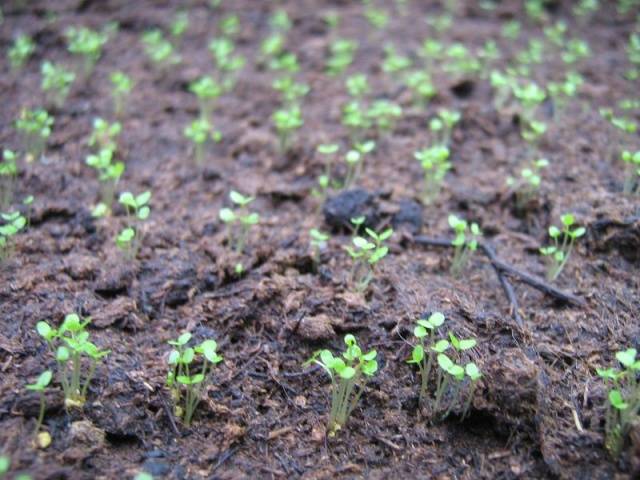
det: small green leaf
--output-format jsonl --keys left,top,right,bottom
{"left": 411, "top": 344, "right": 424, "bottom": 363}
{"left": 338, "top": 366, "right": 356, "bottom": 379}
{"left": 414, "top": 325, "right": 427, "bottom": 338}
{"left": 616, "top": 348, "right": 637, "bottom": 368}
{"left": 609, "top": 390, "right": 629, "bottom": 410}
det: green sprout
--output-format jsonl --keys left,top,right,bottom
{"left": 116, "top": 191, "right": 151, "bottom": 259}
{"left": 8, "top": 33, "right": 35, "bottom": 71}
{"left": 548, "top": 72, "right": 583, "bottom": 115}
{"left": 626, "top": 33, "right": 640, "bottom": 80}
{"left": 421, "top": 39, "right": 443, "bottom": 67}
{"left": 539, "top": 213, "right": 586, "bottom": 281}
{"left": 506, "top": 158, "right": 549, "bottom": 209}
{"left": 414, "top": 145, "right": 451, "bottom": 204}
{"left": 85, "top": 148, "right": 124, "bottom": 207}
{"left": 597, "top": 348, "right": 640, "bottom": 457}
{"left": 25, "top": 370, "right": 52, "bottom": 437}
{"left": 304, "top": 334, "right": 378, "bottom": 435}
{"left": 40, "top": 61, "right": 75, "bottom": 108}
{"left": 269, "top": 9, "right": 292, "bottom": 32}
{"left": 0, "top": 149, "right": 18, "bottom": 209}
{"left": 501, "top": 20, "right": 521, "bottom": 40}
{"left": 382, "top": 44, "right": 412, "bottom": 73}
{"left": 543, "top": 20, "right": 567, "bottom": 48}
{"left": 367, "top": 100, "right": 402, "bottom": 132}
{"left": 430, "top": 109, "right": 461, "bottom": 146}
{"left": 219, "top": 14, "right": 240, "bottom": 36}
{"left": 407, "top": 312, "right": 446, "bottom": 406}
{"left": 562, "top": 39, "right": 590, "bottom": 65}
{"left": 364, "top": 7, "right": 389, "bottom": 30}
{"left": 170, "top": 11, "right": 189, "bottom": 42}
{"left": 166, "top": 332, "right": 223, "bottom": 427}
{"left": 184, "top": 117, "right": 221, "bottom": 165}
{"left": 512, "top": 81, "right": 546, "bottom": 143}
{"left": 260, "top": 33, "right": 285, "bottom": 60}
{"left": 344, "top": 227, "right": 393, "bottom": 292}
{"left": 448, "top": 214, "right": 481, "bottom": 276}
{"left": 343, "top": 140, "right": 375, "bottom": 188}
{"left": 573, "top": 0, "right": 599, "bottom": 17}
{"left": 312, "top": 143, "right": 340, "bottom": 207}
{"left": 209, "top": 37, "right": 245, "bottom": 89}
{"left": 88, "top": 117, "right": 121, "bottom": 152}
{"left": 272, "top": 105, "right": 303, "bottom": 152}
{"left": 427, "top": 13, "right": 453, "bottom": 33}
{"left": 272, "top": 76, "right": 310, "bottom": 106}
{"left": 405, "top": 71, "right": 436, "bottom": 107}
{"left": 323, "top": 11, "right": 340, "bottom": 29}
{"left": 621, "top": 150, "right": 640, "bottom": 194}
{"left": 525, "top": 0, "right": 547, "bottom": 22}
{"left": 65, "top": 26, "right": 108, "bottom": 76}
{"left": 218, "top": 191, "right": 259, "bottom": 254}
{"left": 309, "top": 228, "right": 330, "bottom": 266}
{"left": 342, "top": 101, "right": 369, "bottom": 141}
{"left": 15, "top": 108, "right": 54, "bottom": 160}
{"left": 142, "top": 30, "right": 180, "bottom": 68}
{"left": 443, "top": 43, "right": 481, "bottom": 77}
{"left": 326, "top": 39, "right": 358, "bottom": 76}
{"left": 189, "top": 76, "right": 222, "bottom": 120}
{"left": 110, "top": 71, "right": 133, "bottom": 117}
{"left": 490, "top": 70, "right": 514, "bottom": 111}
{"left": 345, "top": 74, "right": 370, "bottom": 99}
{"left": 0, "top": 211, "right": 27, "bottom": 261}
{"left": 36, "top": 314, "right": 110, "bottom": 408}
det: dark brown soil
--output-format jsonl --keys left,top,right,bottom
{"left": 1, "top": 0, "right": 639, "bottom": 479}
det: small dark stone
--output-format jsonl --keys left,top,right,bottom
{"left": 323, "top": 189, "right": 379, "bottom": 231}
{"left": 201, "top": 166, "right": 222, "bottom": 181}
{"left": 392, "top": 199, "right": 423, "bottom": 233}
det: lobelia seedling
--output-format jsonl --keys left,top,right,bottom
{"left": 269, "top": 51, "right": 299, "bottom": 73}
{"left": 117, "top": 191, "right": 151, "bottom": 259}
{"left": 8, "top": 33, "right": 36, "bottom": 71}
{"left": 65, "top": 26, "right": 108, "bottom": 77}
{"left": 218, "top": 191, "right": 259, "bottom": 254}
{"left": 364, "top": 7, "right": 389, "bottom": 30}
{"left": 25, "top": 370, "right": 52, "bottom": 441}
{"left": 272, "top": 105, "right": 303, "bottom": 152}
{"left": 345, "top": 74, "right": 370, "bottom": 99}
{"left": 86, "top": 148, "right": 124, "bottom": 208}
{"left": 166, "top": 332, "right": 223, "bottom": 427}
{"left": 170, "top": 11, "right": 189, "bottom": 44}
{"left": 184, "top": 117, "right": 221, "bottom": 165}
{"left": 448, "top": 214, "right": 482, "bottom": 276}
{"left": 343, "top": 140, "right": 375, "bottom": 188}
{"left": 189, "top": 76, "right": 222, "bottom": 120}
{"left": 405, "top": 71, "right": 437, "bottom": 107}
{"left": 368, "top": 100, "right": 402, "bottom": 133}
{"left": 15, "top": 108, "right": 54, "bottom": 160}
{"left": 209, "top": 37, "right": 245, "bottom": 90}
{"left": 407, "top": 312, "right": 446, "bottom": 406}
{"left": 272, "top": 76, "right": 310, "bottom": 107}
{"left": 506, "top": 158, "right": 549, "bottom": 209}
{"left": 0, "top": 149, "right": 18, "bottom": 209}
{"left": 40, "top": 61, "right": 75, "bottom": 108}
{"left": 326, "top": 39, "right": 358, "bottom": 76}
{"left": 512, "top": 81, "right": 547, "bottom": 144}
{"left": 344, "top": 227, "right": 393, "bottom": 292}
{"left": 342, "top": 101, "right": 370, "bottom": 141}
{"left": 37, "top": 313, "right": 110, "bottom": 408}
{"left": 304, "top": 334, "right": 378, "bottom": 435}
{"left": 414, "top": 145, "right": 451, "bottom": 204}
{"left": 0, "top": 211, "right": 27, "bottom": 262}
{"left": 309, "top": 228, "right": 330, "bottom": 267}
{"left": 597, "top": 348, "right": 640, "bottom": 457}
{"left": 142, "top": 30, "right": 181, "bottom": 68}
{"left": 110, "top": 71, "right": 133, "bottom": 117}
{"left": 89, "top": 117, "right": 121, "bottom": 152}
{"left": 382, "top": 44, "right": 412, "bottom": 73}
{"left": 312, "top": 143, "right": 340, "bottom": 207}
{"left": 219, "top": 14, "right": 240, "bottom": 37}
{"left": 539, "top": 213, "right": 585, "bottom": 281}
{"left": 621, "top": 150, "right": 640, "bottom": 194}
{"left": 430, "top": 109, "right": 460, "bottom": 147}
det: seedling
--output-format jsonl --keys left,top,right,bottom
{"left": 65, "top": 26, "right": 108, "bottom": 76}
{"left": 260, "top": 33, "right": 285, "bottom": 60}
{"left": 117, "top": 191, "right": 151, "bottom": 259}
{"left": 562, "top": 39, "right": 590, "bottom": 65}
{"left": 501, "top": 20, "right": 521, "bottom": 40}
{"left": 506, "top": 158, "right": 549, "bottom": 209}
{"left": 344, "top": 227, "right": 393, "bottom": 292}
{"left": 405, "top": 71, "right": 436, "bottom": 107}
{"left": 269, "top": 9, "right": 291, "bottom": 32}
{"left": 219, "top": 14, "right": 240, "bottom": 36}
{"left": 443, "top": 43, "right": 481, "bottom": 77}
{"left": 430, "top": 109, "right": 461, "bottom": 147}
{"left": 170, "top": 11, "right": 189, "bottom": 43}
{"left": 8, "top": 33, "right": 35, "bottom": 70}
{"left": 539, "top": 213, "right": 586, "bottom": 281}
{"left": 312, "top": 143, "right": 340, "bottom": 206}
{"left": 25, "top": 370, "right": 52, "bottom": 437}
{"left": 414, "top": 145, "right": 451, "bottom": 204}
{"left": 326, "top": 39, "right": 358, "bottom": 76}
{"left": 448, "top": 215, "right": 481, "bottom": 276}
{"left": 40, "top": 61, "right": 75, "bottom": 108}
{"left": 88, "top": 117, "right": 121, "bottom": 152}
{"left": 304, "top": 334, "right": 378, "bottom": 435}
{"left": 365, "top": 7, "right": 389, "bottom": 30}
{"left": 272, "top": 106, "right": 303, "bottom": 151}
{"left": 142, "top": 30, "right": 180, "bottom": 68}
{"left": 272, "top": 76, "right": 310, "bottom": 107}
{"left": 345, "top": 74, "right": 369, "bottom": 99}
{"left": 110, "top": 71, "right": 133, "bottom": 117}
{"left": 86, "top": 148, "right": 124, "bottom": 206}
{"left": 0, "top": 211, "right": 26, "bottom": 261}
{"left": 621, "top": 150, "right": 640, "bottom": 194}
{"left": 627, "top": 33, "right": 640, "bottom": 80}
{"left": 0, "top": 149, "right": 18, "bottom": 209}
{"left": 342, "top": 101, "right": 369, "bottom": 141}
{"left": 597, "top": 348, "right": 640, "bottom": 457}
{"left": 382, "top": 44, "right": 412, "bottom": 73}
{"left": 189, "top": 77, "right": 222, "bottom": 120}
{"left": 407, "top": 312, "right": 446, "bottom": 405}
{"left": 343, "top": 140, "right": 375, "bottom": 188}
{"left": 184, "top": 118, "right": 221, "bottom": 165}
{"left": 208, "top": 37, "right": 245, "bottom": 89}
{"left": 166, "top": 332, "right": 223, "bottom": 427}
{"left": 309, "top": 228, "right": 330, "bottom": 266}
{"left": 548, "top": 72, "right": 583, "bottom": 115}
{"left": 218, "top": 191, "right": 259, "bottom": 254}
{"left": 15, "top": 108, "right": 54, "bottom": 159}
{"left": 367, "top": 100, "right": 402, "bottom": 132}
{"left": 36, "top": 314, "right": 110, "bottom": 408}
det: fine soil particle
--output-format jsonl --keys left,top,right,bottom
{"left": 1, "top": 0, "right": 639, "bottom": 479}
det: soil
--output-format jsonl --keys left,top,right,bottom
{"left": 1, "top": 0, "right": 639, "bottom": 479}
